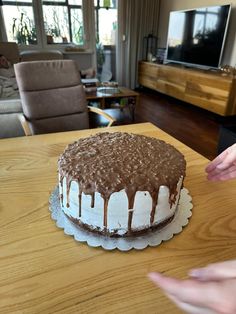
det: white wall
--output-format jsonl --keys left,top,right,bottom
{"left": 158, "top": 0, "right": 236, "bottom": 66}
{"left": 63, "top": 52, "right": 94, "bottom": 70}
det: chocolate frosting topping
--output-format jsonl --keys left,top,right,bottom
{"left": 58, "top": 132, "right": 186, "bottom": 229}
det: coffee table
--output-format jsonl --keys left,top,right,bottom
{"left": 86, "top": 86, "right": 139, "bottom": 122}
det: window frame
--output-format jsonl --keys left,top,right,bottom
{"left": 42, "top": 0, "right": 83, "bottom": 45}
{"left": 1, "top": 0, "right": 39, "bottom": 47}
{"left": 1, "top": 0, "right": 89, "bottom": 49}
{"left": 94, "top": 0, "right": 117, "bottom": 49}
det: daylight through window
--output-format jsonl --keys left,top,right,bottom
{"left": 2, "top": 0, "right": 37, "bottom": 45}
{"left": 1, "top": 0, "right": 84, "bottom": 46}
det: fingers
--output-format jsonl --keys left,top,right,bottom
{"left": 206, "top": 149, "right": 229, "bottom": 173}
{"left": 206, "top": 144, "right": 236, "bottom": 177}
{"left": 216, "top": 151, "right": 236, "bottom": 170}
{"left": 165, "top": 293, "right": 217, "bottom": 314}
{"left": 148, "top": 269, "right": 236, "bottom": 314}
{"left": 148, "top": 272, "right": 221, "bottom": 308}
{"left": 207, "top": 165, "right": 236, "bottom": 181}
{"left": 189, "top": 260, "right": 236, "bottom": 281}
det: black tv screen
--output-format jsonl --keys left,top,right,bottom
{"left": 166, "top": 4, "right": 231, "bottom": 69}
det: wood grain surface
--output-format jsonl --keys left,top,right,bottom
{"left": 1, "top": 123, "right": 236, "bottom": 314}
{"left": 138, "top": 61, "right": 236, "bottom": 116}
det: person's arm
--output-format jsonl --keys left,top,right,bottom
{"left": 206, "top": 143, "right": 236, "bottom": 181}
{"left": 148, "top": 260, "right": 236, "bottom": 314}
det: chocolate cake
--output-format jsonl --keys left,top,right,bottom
{"left": 58, "top": 132, "right": 186, "bottom": 237}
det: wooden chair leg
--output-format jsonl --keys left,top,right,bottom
{"left": 88, "top": 106, "right": 116, "bottom": 127}
{"left": 18, "top": 114, "right": 32, "bottom": 136}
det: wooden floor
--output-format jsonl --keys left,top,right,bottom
{"left": 134, "top": 88, "right": 221, "bottom": 160}
{"left": 102, "top": 88, "right": 236, "bottom": 160}
{"left": 133, "top": 88, "right": 236, "bottom": 160}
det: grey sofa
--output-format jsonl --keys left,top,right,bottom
{"left": 0, "top": 98, "right": 24, "bottom": 138}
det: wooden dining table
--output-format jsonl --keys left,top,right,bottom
{"left": 1, "top": 122, "right": 236, "bottom": 314}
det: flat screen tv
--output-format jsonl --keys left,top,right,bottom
{"left": 165, "top": 4, "right": 231, "bottom": 69}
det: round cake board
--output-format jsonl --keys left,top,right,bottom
{"left": 49, "top": 186, "right": 193, "bottom": 251}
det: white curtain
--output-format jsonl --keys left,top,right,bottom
{"left": 0, "top": 7, "right": 7, "bottom": 42}
{"left": 116, "top": 0, "right": 160, "bottom": 89}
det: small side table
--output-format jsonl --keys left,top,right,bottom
{"left": 86, "top": 86, "right": 139, "bottom": 122}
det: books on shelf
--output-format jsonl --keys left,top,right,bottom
{"left": 81, "top": 78, "right": 99, "bottom": 86}
{"left": 81, "top": 78, "right": 99, "bottom": 93}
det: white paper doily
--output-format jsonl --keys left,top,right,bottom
{"left": 49, "top": 187, "right": 193, "bottom": 251}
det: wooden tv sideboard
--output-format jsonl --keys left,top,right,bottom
{"left": 138, "top": 61, "right": 236, "bottom": 116}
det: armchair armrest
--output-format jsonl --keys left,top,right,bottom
{"left": 19, "top": 108, "right": 116, "bottom": 136}
{"left": 18, "top": 114, "right": 32, "bottom": 136}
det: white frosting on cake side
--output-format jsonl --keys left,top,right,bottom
{"left": 59, "top": 175, "right": 183, "bottom": 235}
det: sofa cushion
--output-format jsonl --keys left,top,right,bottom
{"left": 0, "top": 42, "right": 20, "bottom": 64}
{"left": 20, "top": 50, "right": 63, "bottom": 62}
{"left": 0, "top": 66, "right": 15, "bottom": 78}
{"left": 0, "top": 98, "right": 22, "bottom": 114}
{"left": 0, "top": 112, "right": 24, "bottom": 138}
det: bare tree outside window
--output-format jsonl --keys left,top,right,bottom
{"left": 2, "top": 0, "right": 84, "bottom": 46}
{"left": 43, "top": 6, "right": 69, "bottom": 44}
{"left": 43, "top": 1, "right": 84, "bottom": 44}
{"left": 2, "top": 3, "right": 37, "bottom": 45}
{"left": 71, "top": 8, "right": 83, "bottom": 45}
{"left": 94, "top": 0, "right": 117, "bottom": 46}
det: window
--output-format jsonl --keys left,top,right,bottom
{"left": 42, "top": 0, "right": 83, "bottom": 44}
{"left": 94, "top": 0, "right": 117, "bottom": 46}
{"left": 2, "top": 0, "right": 37, "bottom": 45}
{"left": 194, "top": 7, "right": 220, "bottom": 39}
{"left": 1, "top": 0, "right": 85, "bottom": 46}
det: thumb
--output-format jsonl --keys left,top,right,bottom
{"left": 189, "top": 260, "right": 236, "bottom": 281}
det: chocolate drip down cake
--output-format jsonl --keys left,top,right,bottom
{"left": 58, "top": 132, "right": 186, "bottom": 237}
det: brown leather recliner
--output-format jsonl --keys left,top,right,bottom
{"left": 14, "top": 60, "right": 114, "bottom": 135}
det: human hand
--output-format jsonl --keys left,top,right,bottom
{"left": 148, "top": 260, "right": 236, "bottom": 314}
{"left": 206, "top": 144, "right": 236, "bottom": 181}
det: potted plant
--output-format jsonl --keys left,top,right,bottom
{"left": 12, "top": 13, "right": 37, "bottom": 45}
{"left": 44, "top": 21, "right": 61, "bottom": 44}
{"left": 96, "top": 41, "right": 105, "bottom": 76}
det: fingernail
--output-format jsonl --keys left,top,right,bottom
{"left": 216, "top": 164, "right": 225, "bottom": 169}
{"left": 189, "top": 269, "right": 204, "bottom": 278}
